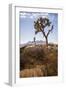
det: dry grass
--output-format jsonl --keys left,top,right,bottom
{"left": 20, "top": 68, "right": 43, "bottom": 77}
{"left": 20, "top": 44, "right": 58, "bottom": 77}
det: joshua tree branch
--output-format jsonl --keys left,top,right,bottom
{"left": 47, "top": 25, "right": 53, "bottom": 37}
{"left": 41, "top": 30, "right": 47, "bottom": 38}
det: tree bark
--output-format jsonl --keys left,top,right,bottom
{"left": 45, "top": 37, "right": 48, "bottom": 47}
{"left": 41, "top": 30, "right": 48, "bottom": 47}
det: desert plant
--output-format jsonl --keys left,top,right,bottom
{"left": 34, "top": 17, "right": 54, "bottom": 47}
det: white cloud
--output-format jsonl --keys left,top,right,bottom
{"left": 20, "top": 12, "right": 49, "bottom": 19}
{"left": 20, "top": 15, "right": 27, "bottom": 18}
{"left": 20, "top": 12, "right": 27, "bottom": 16}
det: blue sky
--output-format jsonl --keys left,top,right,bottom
{"left": 19, "top": 12, "right": 58, "bottom": 44}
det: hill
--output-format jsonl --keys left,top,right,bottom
{"left": 20, "top": 44, "right": 58, "bottom": 78}
{"left": 20, "top": 40, "right": 46, "bottom": 48}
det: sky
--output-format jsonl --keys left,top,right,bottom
{"left": 19, "top": 11, "right": 58, "bottom": 44}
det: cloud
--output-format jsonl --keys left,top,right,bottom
{"left": 20, "top": 12, "right": 27, "bottom": 16}
{"left": 20, "top": 12, "right": 49, "bottom": 19}
{"left": 20, "top": 15, "right": 27, "bottom": 18}
{"left": 20, "top": 12, "right": 31, "bottom": 18}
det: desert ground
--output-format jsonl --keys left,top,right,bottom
{"left": 20, "top": 44, "right": 58, "bottom": 78}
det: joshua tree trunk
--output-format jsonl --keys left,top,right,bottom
{"left": 42, "top": 30, "right": 48, "bottom": 47}
{"left": 45, "top": 36, "right": 48, "bottom": 47}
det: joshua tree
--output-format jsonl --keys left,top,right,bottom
{"left": 34, "top": 17, "right": 53, "bottom": 47}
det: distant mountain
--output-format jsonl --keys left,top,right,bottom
{"left": 20, "top": 40, "right": 46, "bottom": 48}
{"left": 20, "top": 43, "right": 27, "bottom": 48}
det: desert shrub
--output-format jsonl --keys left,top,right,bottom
{"left": 20, "top": 44, "right": 58, "bottom": 76}
{"left": 20, "top": 68, "right": 43, "bottom": 77}
{"left": 20, "top": 46, "right": 46, "bottom": 70}
{"left": 46, "top": 63, "right": 58, "bottom": 76}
